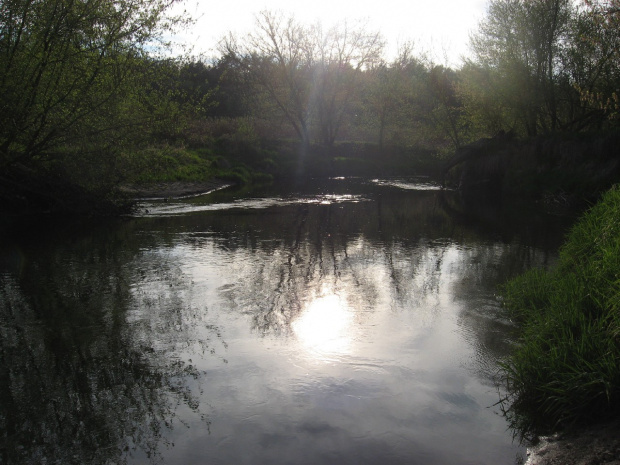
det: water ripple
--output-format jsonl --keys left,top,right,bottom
{"left": 136, "top": 194, "right": 368, "bottom": 217}
{"left": 371, "top": 178, "right": 442, "bottom": 191}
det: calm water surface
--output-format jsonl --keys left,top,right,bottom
{"left": 0, "top": 177, "right": 574, "bottom": 464}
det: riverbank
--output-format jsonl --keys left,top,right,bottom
{"left": 119, "top": 179, "right": 233, "bottom": 199}
{"left": 443, "top": 133, "right": 620, "bottom": 205}
{"left": 525, "top": 420, "right": 620, "bottom": 464}
{"left": 501, "top": 185, "right": 620, "bottom": 462}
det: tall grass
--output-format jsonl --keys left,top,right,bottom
{"left": 501, "top": 185, "right": 620, "bottom": 435}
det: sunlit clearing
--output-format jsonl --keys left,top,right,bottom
{"left": 292, "top": 294, "right": 353, "bottom": 358}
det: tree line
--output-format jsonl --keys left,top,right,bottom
{"left": 207, "top": 1, "right": 619, "bottom": 150}
{"left": 1, "top": 0, "right": 619, "bottom": 210}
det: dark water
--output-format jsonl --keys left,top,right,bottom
{"left": 0, "top": 177, "right": 575, "bottom": 464}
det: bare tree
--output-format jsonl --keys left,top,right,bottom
{"left": 311, "top": 20, "right": 385, "bottom": 147}
{"left": 220, "top": 11, "right": 384, "bottom": 149}
{"left": 220, "top": 12, "right": 315, "bottom": 145}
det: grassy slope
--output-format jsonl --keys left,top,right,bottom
{"left": 501, "top": 185, "right": 620, "bottom": 435}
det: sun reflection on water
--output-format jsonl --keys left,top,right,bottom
{"left": 292, "top": 292, "right": 353, "bottom": 359}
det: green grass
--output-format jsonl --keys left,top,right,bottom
{"left": 123, "top": 146, "right": 217, "bottom": 183}
{"left": 501, "top": 185, "right": 620, "bottom": 435}
{"left": 122, "top": 145, "right": 274, "bottom": 186}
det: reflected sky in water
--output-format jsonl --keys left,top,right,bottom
{"left": 0, "top": 177, "right": 576, "bottom": 464}
{"left": 293, "top": 290, "right": 354, "bottom": 358}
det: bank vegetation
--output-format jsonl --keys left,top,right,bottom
{"left": 502, "top": 185, "right": 620, "bottom": 437}
{"left": 1, "top": 0, "right": 619, "bottom": 215}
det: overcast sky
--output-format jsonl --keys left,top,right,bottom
{"left": 173, "top": 0, "right": 489, "bottom": 66}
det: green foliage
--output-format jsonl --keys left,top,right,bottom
{"left": 467, "top": 0, "right": 620, "bottom": 136}
{"left": 0, "top": 0, "right": 191, "bottom": 215}
{"left": 501, "top": 185, "right": 620, "bottom": 434}
{"left": 0, "top": 0, "right": 186, "bottom": 165}
{"left": 123, "top": 147, "right": 216, "bottom": 183}
{"left": 3, "top": 0, "right": 619, "bottom": 215}
{"left": 574, "top": 1, "right": 620, "bottom": 121}
{"left": 120, "top": 129, "right": 278, "bottom": 186}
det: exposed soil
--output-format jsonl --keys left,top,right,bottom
{"left": 525, "top": 421, "right": 620, "bottom": 465}
{"left": 119, "top": 179, "right": 232, "bottom": 199}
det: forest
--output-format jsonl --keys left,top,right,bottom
{"left": 0, "top": 0, "right": 619, "bottom": 213}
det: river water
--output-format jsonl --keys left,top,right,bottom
{"left": 0, "top": 177, "right": 575, "bottom": 464}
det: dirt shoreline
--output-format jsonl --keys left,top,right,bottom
{"left": 525, "top": 421, "right": 620, "bottom": 464}
{"left": 119, "top": 179, "right": 233, "bottom": 199}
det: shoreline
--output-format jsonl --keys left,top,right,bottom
{"left": 525, "top": 421, "right": 620, "bottom": 464}
{"left": 119, "top": 179, "right": 233, "bottom": 200}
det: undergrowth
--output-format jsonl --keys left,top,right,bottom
{"left": 123, "top": 145, "right": 274, "bottom": 185}
{"left": 501, "top": 185, "right": 620, "bottom": 436}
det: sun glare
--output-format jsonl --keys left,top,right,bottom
{"left": 292, "top": 293, "right": 353, "bottom": 359}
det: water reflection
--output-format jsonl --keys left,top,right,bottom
{"left": 0, "top": 223, "right": 221, "bottom": 464}
{"left": 292, "top": 289, "right": 353, "bottom": 359}
{"left": 0, "top": 178, "right": 577, "bottom": 464}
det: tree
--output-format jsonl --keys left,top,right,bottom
{"left": 356, "top": 44, "right": 424, "bottom": 148}
{"left": 458, "top": 62, "right": 511, "bottom": 136}
{"left": 470, "top": 0, "right": 574, "bottom": 135}
{"left": 220, "top": 11, "right": 384, "bottom": 149}
{"left": 425, "top": 65, "right": 467, "bottom": 149}
{"left": 220, "top": 11, "right": 315, "bottom": 146}
{"left": 577, "top": 0, "right": 620, "bottom": 122}
{"left": 0, "top": 0, "right": 186, "bottom": 173}
{"left": 310, "top": 20, "right": 384, "bottom": 147}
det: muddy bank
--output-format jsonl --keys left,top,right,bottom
{"left": 0, "top": 164, "right": 134, "bottom": 217}
{"left": 443, "top": 133, "right": 620, "bottom": 204}
{"left": 525, "top": 421, "right": 620, "bottom": 465}
{"left": 119, "top": 179, "right": 232, "bottom": 199}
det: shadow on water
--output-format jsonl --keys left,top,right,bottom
{"left": 0, "top": 221, "right": 225, "bottom": 464}
{"left": 0, "top": 177, "right": 578, "bottom": 464}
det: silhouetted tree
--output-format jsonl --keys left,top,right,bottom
{"left": 220, "top": 11, "right": 383, "bottom": 149}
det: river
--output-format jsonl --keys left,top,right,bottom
{"left": 0, "top": 177, "right": 575, "bottom": 464}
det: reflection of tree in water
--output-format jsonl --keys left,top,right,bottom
{"left": 0, "top": 182, "right": 574, "bottom": 463}
{"left": 201, "top": 187, "right": 570, "bottom": 363}
{"left": 0, "top": 225, "right": 222, "bottom": 464}
{"left": 450, "top": 242, "right": 555, "bottom": 378}
{"left": 212, "top": 196, "right": 468, "bottom": 336}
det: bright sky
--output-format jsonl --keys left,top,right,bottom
{"left": 174, "top": 0, "right": 489, "bottom": 66}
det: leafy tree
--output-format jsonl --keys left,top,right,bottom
{"left": 470, "top": 0, "right": 574, "bottom": 135}
{"left": 426, "top": 65, "right": 467, "bottom": 148}
{"left": 210, "top": 54, "right": 254, "bottom": 118}
{"left": 359, "top": 43, "right": 426, "bottom": 148}
{"left": 173, "top": 61, "right": 219, "bottom": 118}
{"left": 458, "top": 62, "right": 510, "bottom": 136}
{"left": 577, "top": 0, "right": 620, "bottom": 123}
{"left": 0, "top": 0, "right": 186, "bottom": 175}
